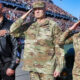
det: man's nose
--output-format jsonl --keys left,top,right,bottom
{"left": 36, "top": 9, "right": 39, "bottom": 12}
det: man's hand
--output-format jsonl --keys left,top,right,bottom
{"left": 69, "top": 20, "right": 80, "bottom": 31}
{"left": 53, "top": 71, "right": 60, "bottom": 77}
{"left": 21, "top": 9, "right": 33, "bottom": 20}
{"left": 6, "top": 68, "right": 15, "bottom": 76}
{"left": 0, "top": 30, "right": 7, "bottom": 36}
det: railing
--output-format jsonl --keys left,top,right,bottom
{"left": 46, "top": 11, "right": 78, "bottom": 22}
{"left": 0, "top": 0, "right": 31, "bottom": 11}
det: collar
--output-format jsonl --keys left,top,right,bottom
{"left": 32, "top": 19, "right": 49, "bottom": 27}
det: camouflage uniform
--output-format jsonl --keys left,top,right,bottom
{"left": 10, "top": 1, "right": 64, "bottom": 80}
{"left": 57, "top": 29, "right": 80, "bottom": 80}
{"left": 30, "top": 71, "right": 54, "bottom": 80}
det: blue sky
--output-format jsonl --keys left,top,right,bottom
{"left": 53, "top": 0, "right": 80, "bottom": 19}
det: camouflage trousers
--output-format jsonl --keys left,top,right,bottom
{"left": 73, "top": 74, "right": 80, "bottom": 80}
{"left": 30, "top": 71, "right": 55, "bottom": 80}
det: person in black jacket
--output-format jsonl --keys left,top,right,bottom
{"left": 0, "top": 3, "right": 20, "bottom": 80}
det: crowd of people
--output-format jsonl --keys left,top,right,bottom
{"left": 53, "top": 18, "right": 75, "bottom": 31}
{"left": 3, "top": 9, "right": 75, "bottom": 31}
{"left": 2, "top": 0, "right": 76, "bottom": 30}
{"left": 2, "top": 0, "right": 27, "bottom": 4}
{"left": 4, "top": 7, "right": 24, "bottom": 20}
{"left": 2, "top": 0, "right": 76, "bottom": 32}
{"left": 2, "top": 0, "right": 74, "bottom": 18}
{"left": 3, "top": 0, "right": 53, "bottom": 4}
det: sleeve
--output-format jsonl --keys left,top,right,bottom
{"left": 7, "top": 34, "right": 20, "bottom": 70}
{"left": 10, "top": 18, "right": 24, "bottom": 33}
{"left": 52, "top": 23, "right": 65, "bottom": 73}
{"left": 54, "top": 44, "right": 65, "bottom": 73}
{"left": 10, "top": 18, "right": 30, "bottom": 37}
{"left": 57, "top": 29, "right": 73, "bottom": 46}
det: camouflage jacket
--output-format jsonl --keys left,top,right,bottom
{"left": 57, "top": 29, "right": 80, "bottom": 75}
{"left": 10, "top": 18, "right": 64, "bottom": 74}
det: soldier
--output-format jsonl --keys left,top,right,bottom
{"left": 6, "top": 1, "right": 64, "bottom": 80}
{"left": 57, "top": 20, "right": 80, "bottom": 80}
